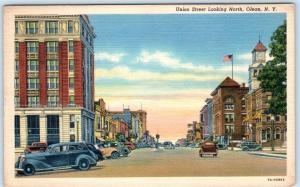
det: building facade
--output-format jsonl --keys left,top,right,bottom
{"left": 14, "top": 15, "right": 96, "bottom": 153}
{"left": 210, "top": 77, "right": 248, "bottom": 144}
{"left": 200, "top": 105, "right": 209, "bottom": 139}
{"left": 244, "top": 41, "right": 287, "bottom": 147}
{"left": 186, "top": 121, "right": 202, "bottom": 143}
{"left": 206, "top": 98, "right": 214, "bottom": 138}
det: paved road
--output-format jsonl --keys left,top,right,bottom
{"left": 19, "top": 147, "right": 286, "bottom": 177}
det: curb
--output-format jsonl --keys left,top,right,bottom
{"left": 247, "top": 152, "right": 286, "bottom": 159}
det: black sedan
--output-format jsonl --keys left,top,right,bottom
{"left": 15, "top": 142, "right": 98, "bottom": 176}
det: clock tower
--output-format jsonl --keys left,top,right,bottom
{"left": 248, "top": 40, "right": 267, "bottom": 91}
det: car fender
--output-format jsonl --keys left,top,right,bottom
{"left": 75, "top": 154, "right": 97, "bottom": 166}
{"left": 22, "top": 159, "right": 52, "bottom": 171}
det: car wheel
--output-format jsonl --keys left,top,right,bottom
{"left": 243, "top": 147, "right": 249, "bottom": 151}
{"left": 23, "top": 164, "right": 35, "bottom": 176}
{"left": 122, "top": 148, "right": 130, "bottom": 157}
{"left": 111, "top": 151, "right": 120, "bottom": 159}
{"left": 78, "top": 158, "right": 90, "bottom": 171}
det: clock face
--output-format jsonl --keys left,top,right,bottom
{"left": 256, "top": 52, "right": 265, "bottom": 60}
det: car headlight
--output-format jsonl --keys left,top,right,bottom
{"left": 19, "top": 155, "right": 27, "bottom": 162}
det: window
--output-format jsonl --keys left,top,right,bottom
{"left": 14, "top": 96, "right": 20, "bottom": 107}
{"left": 70, "top": 135, "right": 75, "bottom": 142}
{"left": 69, "top": 77, "right": 74, "bottom": 89}
{"left": 47, "top": 77, "right": 59, "bottom": 89}
{"left": 47, "top": 115, "right": 59, "bottom": 145}
{"left": 224, "top": 97, "right": 234, "bottom": 110}
{"left": 82, "top": 26, "right": 85, "bottom": 37}
{"left": 225, "top": 113, "right": 234, "bottom": 123}
{"left": 47, "top": 96, "right": 59, "bottom": 106}
{"left": 241, "top": 97, "right": 246, "bottom": 110}
{"left": 47, "top": 60, "right": 59, "bottom": 71}
{"left": 266, "top": 116, "right": 271, "bottom": 122}
{"left": 45, "top": 21, "right": 58, "bottom": 34}
{"left": 27, "top": 115, "right": 40, "bottom": 145}
{"left": 253, "top": 69, "right": 258, "bottom": 77}
{"left": 69, "top": 59, "right": 74, "bottom": 72}
{"left": 15, "top": 21, "right": 19, "bottom": 34}
{"left": 26, "top": 21, "right": 38, "bottom": 34}
{"left": 15, "top": 115, "right": 20, "bottom": 147}
{"left": 27, "top": 78, "right": 39, "bottom": 89}
{"left": 15, "top": 60, "right": 19, "bottom": 72}
{"left": 225, "top": 125, "right": 234, "bottom": 134}
{"left": 14, "top": 78, "right": 19, "bottom": 89}
{"left": 27, "top": 60, "right": 39, "bottom": 71}
{"left": 69, "top": 95, "right": 75, "bottom": 105}
{"left": 15, "top": 42, "right": 19, "bottom": 53}
{"left": 28, "top": 96, "right": 40, "bottom": 107}
{"left": 46, "top": 41, "right": 58, "bottom": 53}
{"left": 68, "top": 41, "right": 74, "bottom": 53}
{"left": 51, "top": 145, "right": 68, "bottom": 153}
{"left": 27, "top": 41, "right": 39, "bottom": 53}
{"left": 266, "top": 128, "right": 271, "bottom": 141}
{"left": 70, "top": 115, "right": 75, "bottom": 128}
{"left": 68, "top": 21, "right": 73, "bottom": 33}
{"left": 275, "top": 116, "right": 280, "bottom": 122}
{"left": 275, "top": 128, "right": 281, "bottom": 140}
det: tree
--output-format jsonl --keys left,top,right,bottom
{"left": 258, "top": 20, "right": 286, "bottom": 115}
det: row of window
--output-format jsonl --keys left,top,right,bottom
{"left": 15, "top": 59, "right": 75, "bottom": 72}
{"left": 15, "top": 41, "right": 74, "bottom": 53}
{"left": 15, "top": 77, "right": 76, "bottom": 90}
{"left": 14, "top": 95, "right": 76, "bottom": 107}
{"left": 15, "top": 20, "right": 74, "bottom": 34}
{"left": 15, "top": 114, "right": 77, "bottom": 147}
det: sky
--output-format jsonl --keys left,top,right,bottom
{"left": 89, "top": 13, "right": 286, "bottom": 142}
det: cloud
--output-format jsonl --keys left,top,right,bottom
{"left": 95, "top": 52, "right": 126, "bottom": 63}
{"left": 94, "top": 65, "right": 234, "bottom": 82}
{"left": 136, "top": 50, "right": 248, "bottom": 73}
{"left": 136, "top": 51, "right": 215, "bottom": 72}
{"left": 237, "top": 53, "right": 252, "bottom": 61}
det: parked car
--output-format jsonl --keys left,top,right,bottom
{"left": 24, "top": 142, "right": 48, "bottom": 153}
{"left": 95, "top": 143, "right": 120, "bottom": 159}
{"left": 163, "top": 141, "right": 175, "bottom": 149}
{"left": 86, "top": 143, "right": 104, "bottom": 161}
{"left": 241, "top": 142, "right": 262, "bottom": 151}
{"left": 124, "top": 141, "right": 136, "bottom": 151}
{"left": 217, "top": 143, "right": 228, "bottom": 150}
{"left": 199, "top": 141, "right": 218, "bottom": 157}
{"left": 104, "top": 141, "right": 131, "bottom": 156}
{"left": 15, "top": 142, "right": 98, "bottom": 176}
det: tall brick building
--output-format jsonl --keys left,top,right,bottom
{"left": 14, "top": 15, "right": 96, "bottom": 153}
{"left": 210, "top": 77, "right": 248, "bottom": 144}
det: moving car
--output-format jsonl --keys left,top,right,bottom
{"left": 240, "top": 142, "right": 262, "bottom": 151}
{"left": 24, "top": 142, "right": 47, "bottom": 153}
{"left": 199, "top": 141, "right": 218, "bottom": 157}
{"left": 163, "top": 141, "right": 175, "bottom": 149}
{"left": 15, "top": 142, "right": 98, "bottom": 176}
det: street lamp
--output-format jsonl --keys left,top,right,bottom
{"left": 270, "top": 115, "right": 275, "bottom": 151}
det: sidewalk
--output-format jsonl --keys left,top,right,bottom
{"left": 247, "top": 151, "right": 286, "bottom": 159}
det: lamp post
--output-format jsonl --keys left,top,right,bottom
{"left": 155, "top": 134, "right": 160, "bottom": 149}
{"left": 270, "top": 115, "right": 275, "bottom": 151}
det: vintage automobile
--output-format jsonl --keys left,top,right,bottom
{"left": 15, "top": 142, "right": 98, "bottom": 176}
{"left": 124, "top": 141, "right": 136, "bottom": 151}
{"left": 95, "top": 143, "right": 120, "bottom": 159}
{"left": 103, "top": 141, "right": 131, "bottom": 156}
{"left": 163, "top": 141, "right": 175, "bottom": 149}
{"left": 24, "top": 142, "right": 48, "bottom": 153}
{"left": 199, "top": 141, "right": 218, "bottom": 157}
{"left": 86, "top": 143, "right": 104, "bottom": 161}
{"left": 240, "top": 141, "right": 262, "bottom": 151}
{"left": 217, "top": 143, "right": 228, "bottom": 150}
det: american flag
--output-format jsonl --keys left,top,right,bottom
{"left": 223, "top": 55, "right": 233, "bottom": 62}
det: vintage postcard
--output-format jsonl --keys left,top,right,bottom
{"left": 3, "top": 4, "right": 295, "bottom": 187}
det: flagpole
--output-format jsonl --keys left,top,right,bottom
{"left": 231, "top": 55, "right": 233, "bottom": 79}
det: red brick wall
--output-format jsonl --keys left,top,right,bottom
{"left": 39, "top": 42, "right": 47, "bottom": 106}
{"left": 74, "top": 41, "right": 84, "bottom": 107}
{"left": 59, "top": 41, "right": 69, "bottom": 106}
{"left": 19, "top": 42, "right": 27, "bottom": 107}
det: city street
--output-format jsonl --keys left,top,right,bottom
{"left": 18, "top": 147, "right": 286, "bottom": 178}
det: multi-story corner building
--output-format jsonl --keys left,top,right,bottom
{"left": 94, "top": 98, "right": 106, "bottom": 142}
{"left": 14, "top": 15, "right": 96, "bottom": 152}
{"left": 244, "top": 40, "right": 287, "bottom": 146}
{"left": 186, "top": 121, "right": 202, "bottom": 143}
{"left": 210, "top": 77, "right": 248, "bottom": 144}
